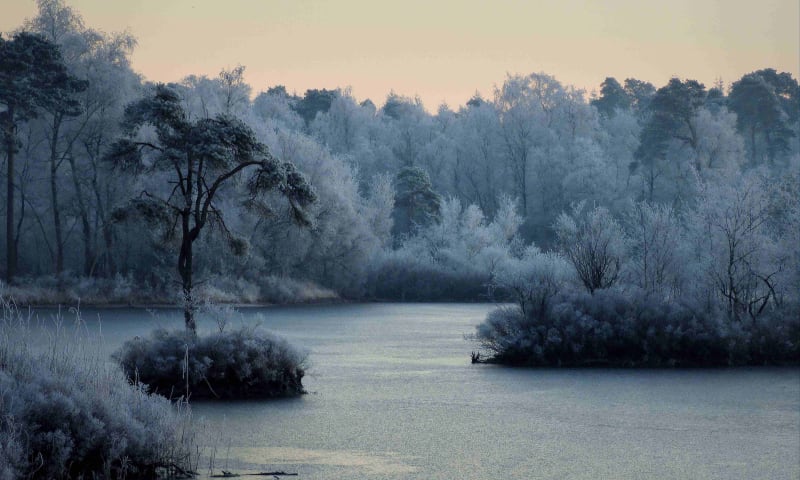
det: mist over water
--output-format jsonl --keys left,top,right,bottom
{"left": 35, "top": 303, "right": 800, "bottom": 479}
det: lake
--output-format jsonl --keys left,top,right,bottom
{"left": 32, "top": 303, "right": 800, "bottom": 479}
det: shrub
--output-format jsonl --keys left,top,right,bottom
{"left": 367, "top": 250, "right": 490, "bottom": 301}
{"left": 114, "top": 326, "right": 308, "bottom": 400}
{"left": 0, "top": 302, "right": 195, "bottom": 479}
{"left": 0, "top": 273, "right": 338, "bottom": 307}
{"left": 474, "top": 289, "right": 800, "bottom": 367}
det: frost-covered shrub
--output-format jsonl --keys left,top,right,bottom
{"left": 258, "top": 275, "right": 338, "bottom": 304}
{"left": 369, "top": 197, "right": 522, "bottom": 301}
{"left": 0, "top": 273, "right": 338, "bottom": 307}
{"left": 554, "top": 203, "right": 627, "bottom": 294}
{"left": 0, "top": 274, "right": 172, "bottom": 306}
{"left": 474, "top": 289, "right": 800, "bottom": 366}
{"left": 0, "top": 302, "right": 195, "bottom": 479}
{"left": 493, "top": 246, "right": 571, "bottom": 317}
{"left": 367, "top": 249, "right": 489, "bottom": 301}
{"left": 114, "top": 326, "right": 308, "bottom": 399}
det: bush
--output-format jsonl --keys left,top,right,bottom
{"left": 114, "top": 326, "right": 308, "bottom": 400}
{"left": 0, "top": 273, "right": 338, "bottom": 307}
{"left": 474, "top": 289, "right": 800, "bottom": 367}
{"left": 367, "top": 250, "right": 490, "bottom": 301}
{"left": 0, "top": 302, "right": 195, "bottom": 479}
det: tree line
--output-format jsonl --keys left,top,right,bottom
{"left": 1, "top": 1, "right": 798, "bottom": 326}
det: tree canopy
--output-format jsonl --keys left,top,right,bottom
{"left": 1, "top": 31, "right": 86, "bottom": 282}
{"left": 107, "top": 84, "right": 316, "bottom": 331}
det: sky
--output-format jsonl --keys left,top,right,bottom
{"left": 3, "top": 0, "right": 799, "bottom": 109}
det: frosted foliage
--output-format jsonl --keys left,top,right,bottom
{"left": 494, "top": 246, "right": 571, "bottom": 317}
{"left": 114, "top": 325, "right": 308, "bottom": 399}
{"left": 365, "top": 173, "right": 396, "bottom": 248}
{"left": 252, "top": 129, "right": 381, "bottom": 294}
{"left": 693, "top": 108, "right": 746, "bottom": 172}
{"left": 311, "top": 91, "right": 373, "bottom": 155}
{"left": 555, "top": 203, "right": 627, "bottom": 293}
{"left": 0, "top": 303, "right": 195, "bottom": 479}
{"left": 624, "top": 201, "right": 684, "bottom": 296}
{"left": 475, "top": 289, "right": 800, "bottom": 366}
{"left": 369, "top": 199, "right": 525, "bottom": 300}
{"left": 690, "top": 171, "right": 788, "bottom": 320}
{"left": 598, "top": 109, "right": 640, "bottom": 200}
{"left": 252, "top": 90, "right": 304, "bottom": 131}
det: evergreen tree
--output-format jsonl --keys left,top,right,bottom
{"left": 107, "top": 84, "right": 316, "bottom": 332}
{"left": 0, "top": 32, "right": 84, "bottom": 282}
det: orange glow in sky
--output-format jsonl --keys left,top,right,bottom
{"left": 3, "top": 0, "right": 798, "bottom": 109}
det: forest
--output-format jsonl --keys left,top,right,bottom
{"left": 1, "top": 1, "right": 799, "bottom": 478}
{"left": 1, "top": 1, "right": 798, "bottom": 323}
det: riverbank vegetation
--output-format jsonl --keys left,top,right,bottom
{"left": 0, "top": 302, "right": 197, "bottom": 479}
{"left": 473, "top": 177, "right": 800, "bottom": 366}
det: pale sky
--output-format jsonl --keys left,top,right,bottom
{"left": 3, "top": 0, "right": 799, "bottom": 109}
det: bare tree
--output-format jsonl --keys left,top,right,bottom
{"left": 555, "top": 203, "right": 626, "bottom": 294}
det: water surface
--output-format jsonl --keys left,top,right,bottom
{"left": 34, "top": 303, "right": 800, "bottom": 479}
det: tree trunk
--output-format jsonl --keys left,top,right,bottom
{"left": 90, "top": 152, "right": 116, "bottom": 276}
{"left": 178, "top": 212, "right": 196, "bottom": 333}
{"left": 4, "top": 105, "right": 16, "bottom": 283}
{"left": 49, "top": 114, "right": 64, "bottom": 275}
{"left": 68, "top": 154, "right": 94, "bottom": 276}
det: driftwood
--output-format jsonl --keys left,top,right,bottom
{"left": 210, "top": 471, "right": 298, "bottom": 478}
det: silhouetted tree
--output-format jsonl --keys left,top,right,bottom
{"left": 392, "top": 166, "right": 441, "bottom": 239}
{"left": 592, "top": 77, "right": 631, "bottom": 118}
{"left": 293, "top": 88, "right": 338, "bottom": 126}
{"left": 623, "top": 78, "right": 656, "bottom": 115}
{"left": 107, "top": 84, "right": 316, "bottom": 332}
{"left": 729, "top": 70, "right": 796, "bottom": 164}
{"left": 0, "top": 32, "right": 84, "bottom": 282}
{"left": 633, "top": 78, "right": 706, "bottom": 199}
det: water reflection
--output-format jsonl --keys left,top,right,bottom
{"left": 31, "top": 303, "right": 800, "bottom": 479}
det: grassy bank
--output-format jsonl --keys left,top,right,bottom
{"left": 0, "top": 274, "right": 338, "bottom": 307}
{"left": 0, "top": 301, "right": 197, "bottom": 479}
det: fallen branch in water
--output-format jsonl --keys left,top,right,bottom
{"left": 210, "top": 471, "right": 299, "bottom": 478}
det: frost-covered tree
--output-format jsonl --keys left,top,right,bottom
{"left": 380, "top": 92, "right": 433, "bottom": 168}
{"left": 555, "top": 203, "right": 627, "bottom": 294}
{"left": 493, "top": 73, "right": 553, "bottom": 218}
{"left": 107, "top": 84, "right": 315, "bottom": 332}
{"left": 392, "top": 166, "right": 441, "bottom": 238}
{"left": 597, "top": 107, "right": 640, "bottom": 201}
{"left": 69, "top": 30, "right": 139, "bottom": 276}
{"left": 311, "top": 88, "right": 373, "bottom": 155}
{"left": 493, "top": 246, "right": 569, "bottom": 317}
{"left": 252, "top": 86, "right": 304, "bottom": 131}
{"left": 633, "top": 78, "right": 707, "bottom": 200}
{"left": 690, "top": 172, "right": 786, "bottom": 321}
{"left": 254, "top": 129, "right": 382, "bottom": 295}
{"left": 623, "top": 201, "right": 683, "bottom": 295}
{"left": 451, "top": 100, "right": 504, "bottom": 214}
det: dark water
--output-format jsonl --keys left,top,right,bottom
{"left": 33, "top": 303, "right": 800, "bottom": 479}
